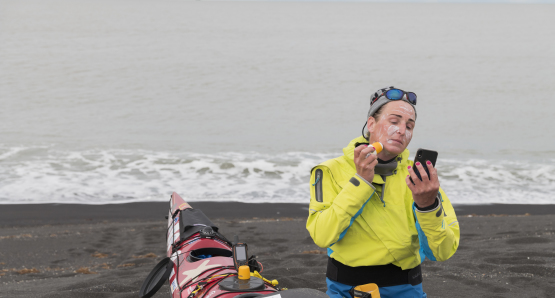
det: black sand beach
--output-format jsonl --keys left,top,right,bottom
{"left": 1, "top": 202, "right": 554, "bottom": 298}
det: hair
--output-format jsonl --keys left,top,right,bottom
{"left": 363, "top": 105, "right": 386, "bottom": 140}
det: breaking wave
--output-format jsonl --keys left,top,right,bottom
{"left": 0, "top": 146, "right": 553, "bottom": 205}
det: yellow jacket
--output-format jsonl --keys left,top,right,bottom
{"left": 306, "top": 136, "right": 460, "bottom": 270}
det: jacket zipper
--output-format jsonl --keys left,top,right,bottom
{"left": 380, "top": 175, "right": 386, "bottom": 207}
{"left": 315, "top": 169, "right": 323, "bottom": 202}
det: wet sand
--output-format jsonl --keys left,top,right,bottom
{"left": 0, "top": 202, "right": 554, "bottom": 298}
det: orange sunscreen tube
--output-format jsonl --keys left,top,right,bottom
{"left": 366, "top": 142, "right": 383, "bottom": 158}
{"left": 371, "top": 142, "right": 383, "bottom": 154}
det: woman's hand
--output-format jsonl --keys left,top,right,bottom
{"left": 405, "top": 161, "right": 440, "bottom": 208}
{"left": 354, "top": 145, "right": 378, "bottom": 183}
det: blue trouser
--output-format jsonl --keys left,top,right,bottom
{"left": 326, "top": 277, "right": 427, "bottom": 298}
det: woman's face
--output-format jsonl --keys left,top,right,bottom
{"left": 367, "top": 101, "right": 416, "bottom": 159}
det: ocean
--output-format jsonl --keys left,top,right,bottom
{"left": 1, "top": 0, "right": 554, "bottom": 205}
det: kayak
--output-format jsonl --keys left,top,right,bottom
{"left": 139, "top": 192, "right": 328, "bottom": 298}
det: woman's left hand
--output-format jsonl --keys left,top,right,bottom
{"left": 405, "top": 161, "right": 440, "bottom": 208}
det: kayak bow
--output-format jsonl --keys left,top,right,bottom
{"left": 140, "top": 192, "right": 327, "bottom": 298}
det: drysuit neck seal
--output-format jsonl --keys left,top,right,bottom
{"left": 374, "top": 157, "right": 398, "bottom": 177}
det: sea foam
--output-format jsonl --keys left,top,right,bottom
{"left": 0, "top": 146, "right": 553, "bottom": 205}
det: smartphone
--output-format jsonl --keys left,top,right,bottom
{"left": 411, "top": 149, "right": 438, "bottom": 183}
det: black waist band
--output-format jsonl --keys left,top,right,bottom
{"left": 326, "top": 258, "right": 422, "bottom": 287}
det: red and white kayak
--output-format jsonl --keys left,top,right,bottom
{"left": 139, "top": 192, "right": 327, "bottom": 298}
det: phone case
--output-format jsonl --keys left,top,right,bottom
{"left": 412, "top": 149, "right": 438, "bottom": 182}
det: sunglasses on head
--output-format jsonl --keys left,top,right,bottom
{"left": 371, "top": 88, "right": 417, "bottom": 106}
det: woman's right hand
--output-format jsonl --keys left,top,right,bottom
{"left": 354, "top": 145, "right": 378, "bottom": 183}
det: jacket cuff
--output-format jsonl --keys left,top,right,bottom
{"left": 333, "top": 176, "right": 375, "bottom": 217}
{"left": 355, "top": 174, "right": 376, "bottom": 190}
{"left": 414, "top": 197, "right": 444, "bottom": 232}
{"left": 415, "top": 196, "right": 440, "bottom": 212}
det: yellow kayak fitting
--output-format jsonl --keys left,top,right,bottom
{"left": 251, "top": 271, "right": 279, "bottom": 287}
{"left": 352, "top": 283, "right": 380, "bottom": 298}
{"left": 238, "top": 265, "right": 251, "bottom": 280}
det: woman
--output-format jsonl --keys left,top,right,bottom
{"left": 306, "top": 86, "right": 460, "bottom": 298}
